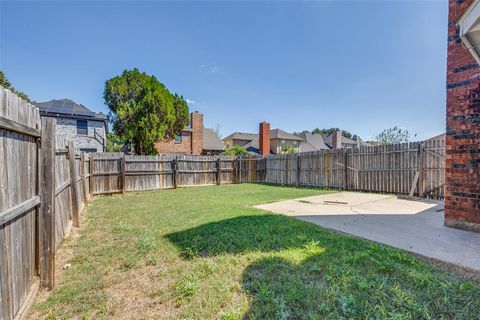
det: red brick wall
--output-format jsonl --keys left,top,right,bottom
{"left": 259, "top": 122, "right": 270, "bottom": 155}
{"left": 155, "top": 131, "right": 192, "bottom": 154}
{"left": 332, "top": 131, "right": 342, "bottom": 149}
{"left": 446, "top": 0, "right": 480, "bottom": 232}
{"left": 191, "top": 112, "right": 204, "bottom": 155}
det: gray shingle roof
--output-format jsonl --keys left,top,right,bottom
{"left": 297, "top": 132, "right": 330, "bottom": 150}
{"left": 223, "top": 129, "right": 303, "bottom": 142}
{"left": 322, "top": 133, "right": 357, "bottom": 147}
{"left": 222, "top": 132, "right": 258, "bottom": 141}
{"left": 34, "top": 99, "right": 106, "bottom": 119}
{"left": 203, "top": 128, "right": 224, "bottom": 151}
{"left": 270, "top": 129, "right": 303, "bottom": 141}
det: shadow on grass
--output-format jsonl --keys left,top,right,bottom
{"left": 166, "top": 214, "right": 480, "bottom": 319}
{"left": 165, "top": 214, "right": 336, "bottom": 258}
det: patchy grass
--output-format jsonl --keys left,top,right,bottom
{"left": 32, "top": 184, "right": 480, "bottom": 319}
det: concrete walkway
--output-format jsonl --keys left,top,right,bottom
{"left": 255, "top": 192, "right": 480, "bottom": 271}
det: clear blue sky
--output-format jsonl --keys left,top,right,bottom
{"left": 0, "top": 1, "right": 447, "bottom": 140}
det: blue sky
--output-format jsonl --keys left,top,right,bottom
{"left": 0, "top": 1, "right": 447, "bottom": 140}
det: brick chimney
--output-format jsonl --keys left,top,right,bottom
{"left": 332, "top": 130, "right": 342, "bottom": 149}
{"left": 190, "top": 112, "right": 204, "bottom": 155}
{"left": 259, "top": 121, "right": 270, "bottom": 156}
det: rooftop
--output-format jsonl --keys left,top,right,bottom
{"left": 34, "top": 99, "right": 106, "bottom": 119}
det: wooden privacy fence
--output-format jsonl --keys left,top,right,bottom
{"left": 244, "top": 140, "right": 445, "bottom": 198}
{"left": 0, "top": 87, "right": 91, "bottom": 320}
{"left": 87, "top": 139, "right": 444, "bottom": 199}
{"left": 89, "top": 153, "right": 241, "bottom": 194}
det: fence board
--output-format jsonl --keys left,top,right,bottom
{"left": 0, "top": 87, "right": 40, "bottom": 320}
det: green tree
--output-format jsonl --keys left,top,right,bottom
{"left": 104, "top": 69, "right": 189, "bottom": 155}
{"left": 106, "top": 132, "right": 124, "bottom": 152}
{"left": 0, "top": 70, "right": 31, "bottom": 102}
{"left": 280, "top": 144, "right": 298, "bottom": 154}
{"left": 375, "top": 126, "right": 417, "bottom": 145}
{"left": 222, "top": 145, "right": 251, "bottom": 156}
{"left": 312, "top": 128, "right": 353, "bottom": 139}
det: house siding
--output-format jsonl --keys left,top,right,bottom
{"left": 53, "top": 117, "right": 106, "bottom": 152}
{"left": 445, "top": 0, "right": 480, "bottom": 232}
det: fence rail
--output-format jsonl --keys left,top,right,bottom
{"left": 0, "top": 85, "right": 445, "bottom": 320}
{"left": 87, "top": 139, "right": 444, "bottom": 199}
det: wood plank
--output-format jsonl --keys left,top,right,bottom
{"left": 0, "top": 115, "right": 41, "bottom": 138}
{"left": 0, "top": 196, "right": 40, "bottom": 226}
{"left": 39, "top": 117, "right": 56, "bottom": 289}
{"left": 67, "top": 142, "right": 80, "bottom": 228}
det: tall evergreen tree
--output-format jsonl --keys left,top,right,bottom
{"left": 104, "top": 69, "right": 189, "bottom": 155}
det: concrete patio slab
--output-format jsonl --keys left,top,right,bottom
{"left": 255, "top": 192, "right": 480, "bottom": 271}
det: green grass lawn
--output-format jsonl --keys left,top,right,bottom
{"left": 33, "top": 184, "right": 480, "bottom": 320}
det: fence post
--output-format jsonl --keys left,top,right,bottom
{"left": 68, "top": 141, "right": 80, "bottom": 227}
{"left": 216, "top": 158, "right": 221, "bottom": 185}
{"left": 89, "top": 156, "right": 94, "bottom": 197}
{"left": 285, "top": 156, "right": 289, "bottom": 186}
{"left": 121, "top": 154, "right": 126, "bottom": 193}
{"left": 418, "top": 142, "right": 425, "bottom": 197}
{"left": 39, "top": 118, "right": 56, "bottom": 289}
{"left": 296, "top": 154, "right": 300, "bottom": 187}
{"left": 343, "top": 149, "right": 348, "bottom": 190}
{"left": 234, "top": 157, "right": 239, "bottom": 184}
{"left": 80, "top": 152, "right": 88, "bottom": 204}
{"left": 173, "top": 158, "right": 178, "bottom": 188}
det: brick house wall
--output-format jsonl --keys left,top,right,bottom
{"left": 446, "top": 0, "right": 480, "bottom": 232}
{"left": 154, "top": 130, "right": 192, "bottom": 154}
{"left": 155, "top": 112, "right": 204, "bottom": 155}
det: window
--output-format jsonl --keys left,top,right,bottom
{"left": 77, "top": 120, "right": 88, "bottom": 135}
{"left": 175, "top": 134, "right": 182, "bottom": 143}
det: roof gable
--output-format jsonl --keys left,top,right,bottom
{"left": 203, "top": 128, "right": 224, "bottom": 151}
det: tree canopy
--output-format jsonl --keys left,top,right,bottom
{"left": 222, "top": 145, "right": 251, "bottom": 156}
{"left": 375, "top": 126, "right": 417, "bottom": 145}
{"left": 104, "top": 69, "right": 189, "bottom": 155}
{"left": 0, "top": 70, "right": 31, "bottom": 102}
{"left": 312, "top": 128, "right": 353, "bottom": 139}
{"left": 280, "top": 144, "right": 298, "bottom": 154}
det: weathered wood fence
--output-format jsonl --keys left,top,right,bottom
{"left": 0, "top": 86, "right": 445, "bottom": 320}
{"left": 0, "top": 88, "right": 92, "bottom": 320}
{"left": 261, "top": 140, "right": 445, "bottom": 198}
{"left": 86, "top": 139, "right": 444, "bottom": 199}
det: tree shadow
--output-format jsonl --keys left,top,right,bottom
{"left": 165, "top": 214, "right": 334, "bottom": 259}
{"left": 241, "top": 252, "right": 480, "bottom": 319}
{"left": 165, "top": 214, "right": 480, "bottom": 319}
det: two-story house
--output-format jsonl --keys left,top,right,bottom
{"left": 34, "top": 99, "right": 108, "bottom": 152}
{"left": 154, "top": 111, "right": 224, "bottom": 155}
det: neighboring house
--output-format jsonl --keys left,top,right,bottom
{"left": 223, "top": 122, "right": 368, "bottom": 155}
{"left": 320, "top": 132, "right": 368, "bottom": 149}
{"left": 296, "top": 131, "right": 330, "bottom": 152}
{"left": 154, "top": 112, "right": 224, "bottom": 155}
{"left": 222, "top": 133, "right": 258, "bottom": 149}
{"left": 34, "top": 99, "right": 107, "bottom": 153}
